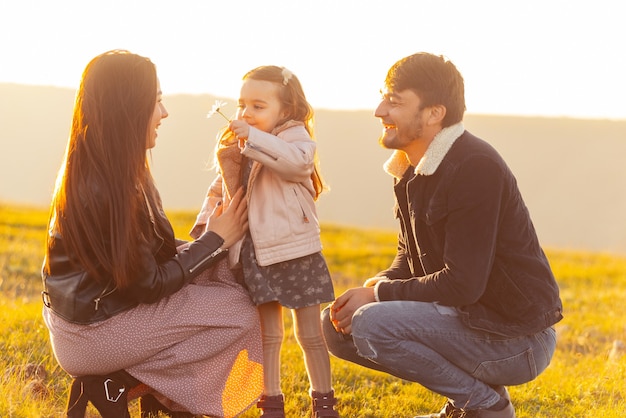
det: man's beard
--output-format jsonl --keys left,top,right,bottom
{"left": 378, "top": 111, "right": 424, "bottom": 150}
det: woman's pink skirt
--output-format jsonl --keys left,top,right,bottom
{"left": 43, "top": 259, "right": 264, "bottom": 417}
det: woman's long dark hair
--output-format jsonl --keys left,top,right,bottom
{"left": 45, "top": 50, "right": 170, "bottom": 289}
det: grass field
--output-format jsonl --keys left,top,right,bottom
{"left": 1, "top": 202, "right": 626, "bottom": 417}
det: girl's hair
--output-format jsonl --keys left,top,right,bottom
{"left": 385, "top": 52, "right": 466, "bottom": 127}
{"left": 45, "top": 49, "right": 172, "bottom": 289}
{"left": 243, "top": 66, "right": 325, "bottom": 199}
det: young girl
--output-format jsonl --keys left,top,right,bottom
{"left": 191, "top": 66, "right": 339, "bottom": 418}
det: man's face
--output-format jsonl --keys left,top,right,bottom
{"left": 374, "top": 87, "right": 427, "bottom": 151}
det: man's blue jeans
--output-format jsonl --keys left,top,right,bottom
{"left": 321, "top": 301, "right": 556, "bottom": 410}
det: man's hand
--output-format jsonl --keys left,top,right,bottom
{"left": 329, "top": 287, "right": 376, "bottom": 335}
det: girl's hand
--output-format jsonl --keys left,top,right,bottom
{"left": 207, "top": 188, "right": 248, "bottom": 248}
{"left": 229, "top": 120, "right": 250, "bottom": 147}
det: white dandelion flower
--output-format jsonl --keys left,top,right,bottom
{"left": 206, "top": 100, "right": 230, "bottom": 122}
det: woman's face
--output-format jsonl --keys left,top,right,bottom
{"left": 146, "top": 78, "right": 168, "bottom": 149}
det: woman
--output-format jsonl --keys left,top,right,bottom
{"left": 41, "top": 50, "right": 263, "bottom": 417}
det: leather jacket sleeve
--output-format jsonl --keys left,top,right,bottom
{"left": 128, "top": 230, "right": 227, "bottom": 303}
{"left": 42, "top": 230, "right": 228, "bottom": 324}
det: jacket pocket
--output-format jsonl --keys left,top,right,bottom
{"left": 293, "top": 188, "right": 310, "bottom": 222}
{"left": 289, "top": 186, "right": 314, "bottom": 228}
{"left": 482, "top": 262, "right": 533, "bottom": 317}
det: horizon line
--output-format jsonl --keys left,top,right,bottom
{"left": 1, "top": 81, "right": 624, "bottom": 122}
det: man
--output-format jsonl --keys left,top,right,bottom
{"left": 322, "top": 53, "right": 563, "bottom": 418}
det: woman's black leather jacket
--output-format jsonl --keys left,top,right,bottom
{"left": 42, "top": 213, "right": 227, "bottom": 325}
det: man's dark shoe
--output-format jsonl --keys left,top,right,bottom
{"left": 414, "top": 400, "right": 463, "bottom": 418}
{"left": 414, "top": 390, "right": 515, "bottom": 418}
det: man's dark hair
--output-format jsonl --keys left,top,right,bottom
{"left": 385, "top": 52, "right": 466, "bottom": 127}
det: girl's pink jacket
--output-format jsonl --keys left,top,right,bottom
{"left": 191, "top": 122, "right": 323, "bottom": 267}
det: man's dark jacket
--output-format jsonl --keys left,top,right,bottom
{"left": 376, "top": 128, "right": 563, "bottom": 337}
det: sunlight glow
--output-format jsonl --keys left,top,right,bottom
{"left": 0, "top": 0, "right": 623, "bottom": 119}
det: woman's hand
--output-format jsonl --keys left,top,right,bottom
{"left": 207, "top": 188, "right": 248, "bottom": 248}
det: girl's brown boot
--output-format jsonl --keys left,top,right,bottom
{"left": 311, "top": 389, "right": 339, "bottom": 418}
{"left": 257, "top": 393, "right": 285, "bottom": 417}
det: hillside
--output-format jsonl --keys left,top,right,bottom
{"left": 3, "top": 203, "right": 626, "bottom": 417}
{"left": 1, "top": 83, "right": 626, "bottom": 254}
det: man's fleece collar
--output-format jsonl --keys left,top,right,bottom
{"left": 383, "top": 122, "right": 465, "bottom": 179}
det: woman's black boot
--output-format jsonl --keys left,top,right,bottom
{"left": 65, "top": 378, "right": 89, "bottom": 417}
{"left": 66, "top": 371, "right": 138, "bottom": 418}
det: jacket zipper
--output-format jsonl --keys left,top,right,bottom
{"left": 188, "top": 247, "right": 225, "bottom": 274}
{"left": 93, "top": 283, "right": 117, "bottom": 311}
{"left": 404, "top": 175, "right": 428, "bottom": 275}
{"left": 293, "top": 189, "right": 310, "bottom": 223}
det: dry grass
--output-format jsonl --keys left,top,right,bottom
{"left": 1, "top": 202, "right": 626, "bottom": 417}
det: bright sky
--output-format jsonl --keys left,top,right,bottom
{"left": 1, "top": 0, "right": 624, "bottom": 120}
